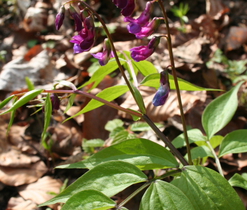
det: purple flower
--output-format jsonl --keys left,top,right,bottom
{"left": 50, "top": 93, "right": 60, "bottom": 111}
{"left": 130, "top": 36, "right": 160, "bottom": 61}
{"left": 152, "top": 70, "right": 170, "bottom": 106}
{"left": 135, "top": 17, "right": 162, "bottom": 39}
{"left": 121, "top": 0, "right": 135, "bottom": 17}
{"left": 70, "top": 16, "right": 95, "bottom": 53}
{"left": 92, "top": 38, "right": 112, "bottom": 66}
{"left": 124, "top": 1, "right": 152, "bottom": 34}
{"left": 69, "top": 6, "right": 83, "bottom": 31}
{"left": 55, "top": 6, "right": 65, "bottom": 30}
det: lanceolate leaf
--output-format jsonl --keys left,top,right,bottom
{"left": 0, "top": 95, "right": 15, "bottom": 109}
{"left": 57, "top": 138, "right": 178, "bottom": 170}
{"left": 40, "top": 161, "right": 147, "bottom": 206}
{"left": 219, "top": 130, "right": 247, "bottom": 157}
{"left": 41, "top": 93, "right": 52, "bottom": 141}
{"left": 68, "top": 85, "right": 129, "bottom": 119}
{"left": 202, "top": 82, "right": 244, "bottom": 139}
{"left": 140, "top": 73, "right": 221, "bottom": 91}
{"left": 133, "top": 60, "right": 158, "bottom": 76}
{"left": 61, "top": 190, "right": 116, "bottom": 210}
{"left": 140, "top": 180, "right": 196, "bottom": 210}
{"left": 0, "top": 89, "right": 43, "bottom": 115}
{"left": 172, "top": 165, "right": 245, "bottom": 210}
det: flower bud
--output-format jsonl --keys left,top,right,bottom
{"left": 50, "top": 93, "right": 60, "bottom": 111}
{"left": 113, "top": 0, "right": 129, "bottom": 9}
{"left": 69, "top": 5, "right": 83, "bottom": 31}
{"left": 152, "top": 70, "right": 170, "bottom": 106}
{"left": 55, "top": 6, "right": 65, "bottom": 30}
{"left": 130, "top": 36, "right": 160, "bottom": 61}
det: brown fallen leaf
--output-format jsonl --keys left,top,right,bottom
{"left": 0, "top": 161, "right": 47, "bottom": 186}
{"left": 7, "top": 196, "right": 37, "bottom": 210}
{"left": 18, "top": 176, "right": 63, "bottom": 206}
{"left": 225, "top": 27, "right": 247, "bottom": 51}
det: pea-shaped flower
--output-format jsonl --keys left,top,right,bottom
{"left": 130, "top": 36, "right": 160, "bottom": 62}
{"left": 152, "top": 70, "right": 170, "bottom": 106}
{"left": 69, "top": 6, "right": 83, "bottom": 31}
{"left": 92, "top": 38, "right": 112, "bottom": 66}
{"left": 55, "top": 6, "right": 65, "bottom": 30}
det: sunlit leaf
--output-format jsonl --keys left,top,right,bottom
{"left": 229, "top": 173, "right": 247, "bottom": 190}
{"left": 202, "top": 82, "right": 244, "bottom": 139}
{"left": 41, "top": 94, "right": 52, "bottom": 141}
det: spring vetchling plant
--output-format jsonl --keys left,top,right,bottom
{"left": 0, "top": 0, "right": 247, "bottom": 209}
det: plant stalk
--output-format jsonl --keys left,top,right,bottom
{"left": 206, "top": 140, "right": 224, "bottom": 176}
{"left": 158, "top": 0, "right": 192, "bottom": 165}
{"left": 143, "top": 114, "right": 188, "bottom": 166}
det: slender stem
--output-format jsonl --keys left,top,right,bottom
{"left": 206, "top": 140, "right": 224, "bottom": 176}
{"left": 143, "top": 114, "right": 188, "bottom": 166}
{"left": 117, "top": 182, "right": 150, "bottom": 209}
{"left": 44, "top": 89, "right": 142, "bottom": 118}
{"left": 158, "top": 0, "right": 192, "bottom": 165}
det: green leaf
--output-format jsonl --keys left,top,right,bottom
{"left": 172, "top": 129, "right": 207, "bottom": 148}
{"left": 133, "top": 60, "right": 158, "bottom": 76}
{"left": 25, "top": 77, "right": 35, "bottom": 90}
{"left": 186, "top": 145, "right": 214, "bottom": 160}
{"left": 41, "top": 94, "right": 52, "bottom": 141}
{"left": 112, "top": 130, "right": 136, "bottom": 144}
{"left": 0, "top": 95, "right": 15, "bottom": 109}
{"left": 140, "top": 180, "right": 195, "bottom": 210}
{"left": 68, "top": 85, "right": 129, "bottom": 119}
{"left": 41, "top": 161, "right": 147, "bottom": 206}
{"left": 78, "top": 59, "right": 125, "bottom": 90}
{"left": 140, "top": 73, "right": 221, "bottom": 91}
{"left": 219, "top": 129, "right": 247, "bottom": 157}
{"left": 172, "top": 165, "right": 245, "bottom": 210}
{"left": 0, "top": 89, "right": 43, "bottom": 115}
{"left": 64, "top": 94, "right": 76, "bottom": 113}
{"left": 105, "top": 119, "right": 124, "bottom": 132}
{"left": 229, "top": 173, "right": 247, "bottom": 190}
{"left": 7, "top": 97, "right": 18, "bottom": 134}
{"left": 202, "top": 82, "right": 244, "bottom": 139}
{"left": 61, "top": 190, "right": 116, "bottom": 210}
{"left": 195, "top": 135, "right": 223, "bottom": 148}
{"left": 57, "top": 138, "right": 178, "bottom": 170}
{"left": 83, "top": 139, "right": 105, "bottom": 148}
{"left": 130, "top": 122, "right": 163, "bottom": 132}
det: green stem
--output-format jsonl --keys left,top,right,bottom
{"left": 117, "top": 182, "right": 150, "bottom": 209}
{"left": 206, "top": 140, "right": 224, "bottom": 176}
{"left": 158, "top": 0, "right": 192, "bottom": 165}
{"left": 44, "top": 89, "right": 142, "bottom": 118}
{"left": 143, "top": 114, "right": 188, "bottom": 166}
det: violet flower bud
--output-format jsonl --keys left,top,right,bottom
{"left": 135, "top": 17, "right": 162, "bottom": 39}
{"left": 121, "top": 0, "right": 135, "bottom": 17}
{"left": 130, "top": 36, "right": 160, "bottom": 62}
{"left": 55, "top": 6, "right": 65, "bottom": 30}
{"left": 92, "top": 38, "right": 112, "bottom": 66}
{"left": 152, "top": 70, "right": 170, "bottom": 106}
{"left": 70, "top": 16, "right": 95, "bottom": 53}
{"left": 69, "top": 5, "right": 83, "bottom": 31}
{"left": 50, "top": 93, "right": 60, "bottom": 111}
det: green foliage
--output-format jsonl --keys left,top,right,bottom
{"left": 57, "top": 138, "right": 178, "bottom": 170}
{"left": 83, "top": 138, "right": 105, "bottom": 154}
{"left": 202, "top": 82, "right": 243, "bottom": 139}
{"left": 172, "top": 166, "right": 245, "bottom": 210}
{"left": 229, "top": 173, "right": 247, "bottom": 190}
{"left": 41, "top": 161, "right": 147, "bottom": 206}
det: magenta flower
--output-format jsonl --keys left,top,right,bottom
{"left": 124, "top": 1, "right": 152, "bottom": 34}
{"left": 92, "top": 38, "right": 112, "bottom": 66}
{"left": 70, "top": 16, "right": 95, "bottom": 53}
{"left": 113, "top": 0, "right": 129, "bottom": 9}
{"left": 55, "top": 6, "right": 65, "bottom": 30}
{"left": 130, "top": 36, "right": 160, "bottom": 62}
{"left": 135, "top": 17, "right": 162, "bottom": 39}
{"left": 69, "top": 6, "right": 83, "bottom": 31}
{"left": 152, "top": 70, "right": 170, "bottom": 106}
